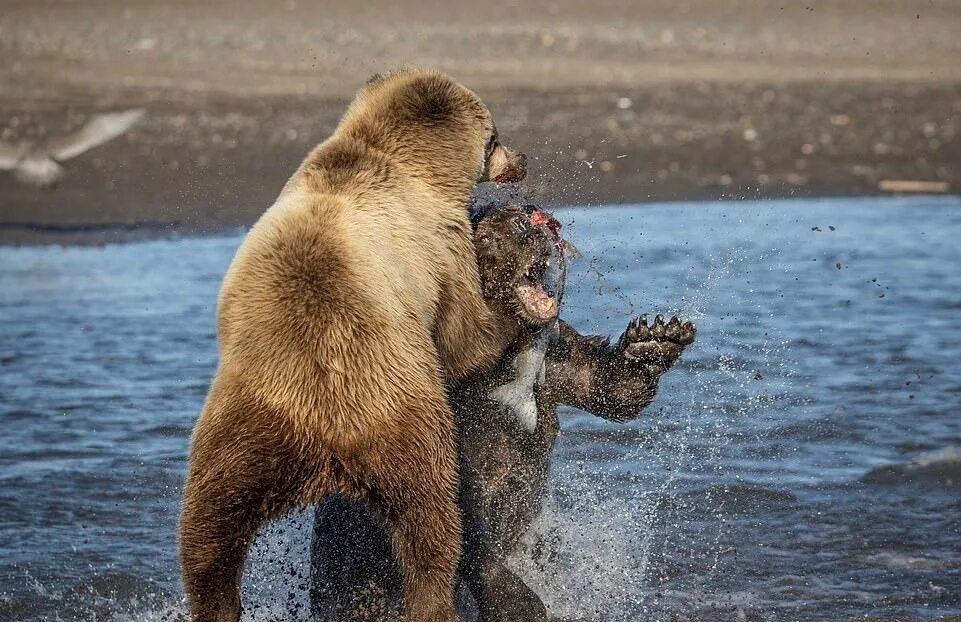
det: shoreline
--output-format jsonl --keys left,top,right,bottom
{"left": 2, "top": 0, "right": 959, "bottom": 245}
{"left": 2, "top": 80, "right": 958, "bottom": 246}
{"left": 3, "top": 192, "right": 958, "bottom": 249}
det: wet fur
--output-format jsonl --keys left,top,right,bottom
{"left": 179, "top": 70, "right": 526, "bottom": 622}
{"left": 310, "top": 205, "right": 696, "bottom": 621}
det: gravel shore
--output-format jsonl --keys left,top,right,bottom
{"left": 1, "top": 0, "right": 959, "bottom": 244}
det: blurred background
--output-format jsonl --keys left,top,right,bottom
{"left": 1, "top": 0, "right": 959, "bottom": 244}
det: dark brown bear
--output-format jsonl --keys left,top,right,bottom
{"left": 310, "top": 203, "right": 696, "bottom": 621}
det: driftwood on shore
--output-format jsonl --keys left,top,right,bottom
{"left": 878, "top": 180, "right": 951, "bottom": 194}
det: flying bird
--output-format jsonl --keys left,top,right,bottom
{"left": 0, "top": 109, "right": 146, "bottom": 187}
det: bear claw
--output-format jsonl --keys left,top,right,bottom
{"left": 619, "top": 313, "right": 697, "bottom": 366}
{"left": 652, "top": 315, "right": 666, "bottom": 338}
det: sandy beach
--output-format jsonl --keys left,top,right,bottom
{"left": 1, "top": 0, "right": 959, "bottom": 244}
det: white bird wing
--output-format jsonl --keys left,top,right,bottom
{"left": 49, "top": 108, "right": 146, "bottom": 161}
{"left": 0, "top": 141, "right": 26, "bottom": 170}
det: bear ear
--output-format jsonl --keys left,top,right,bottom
{"left": 401, "top": 75, "right": 459, "bottom": 123}
{"left": 365, "top": 72, "right": 385, "bottom": 88}
{"left": 469, "top": 199, "right": 496, "bottom": 228}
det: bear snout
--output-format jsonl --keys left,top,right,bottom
{"left": 492, "top": 150, "right": 527, "bottom": 184}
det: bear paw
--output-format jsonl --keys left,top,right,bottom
{"left": 617, "top": 314, "right": 696, "bottom": 369}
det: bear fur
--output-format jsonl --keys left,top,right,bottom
{"left": 178, "top": 70, "right": 527, "bottom": 622}
{"left": 309, "top": 203, "right": 697, "bottom": 621}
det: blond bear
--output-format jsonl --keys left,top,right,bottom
{"left": 178, "top": 69, "right": 527, "bottom": 622}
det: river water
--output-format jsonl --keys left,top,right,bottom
{"left": 1, "top": 196, "right": 959, "bottom": 621}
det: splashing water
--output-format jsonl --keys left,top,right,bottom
{"left": 2, "top": 197, "right": 960, "bottom": 620}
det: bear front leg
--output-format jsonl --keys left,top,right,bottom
{"left": 617, "top": 314, "right": 697, "bottom": 376}
{"left": 543, "top": 316, "right": 696, "bottom": 422}
{"left": 433, "top": 235, "right": 518, "bottom": 382}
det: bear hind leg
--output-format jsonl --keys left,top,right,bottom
{"left": 179, "top": 410, "right": 316, "bottom": 622}
{"left": 363, "top": 402, "right": 463, "bottom": 622}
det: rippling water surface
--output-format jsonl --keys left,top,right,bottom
{"left": 2, "top": 197, "right": 960, "bottom": 621}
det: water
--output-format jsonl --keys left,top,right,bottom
{"left": 1, "top": 196, "right": 960, "bottom": 621}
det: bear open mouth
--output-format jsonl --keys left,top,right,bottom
{"left": 515, "top": 263, "right": 558, "bottom": 322}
